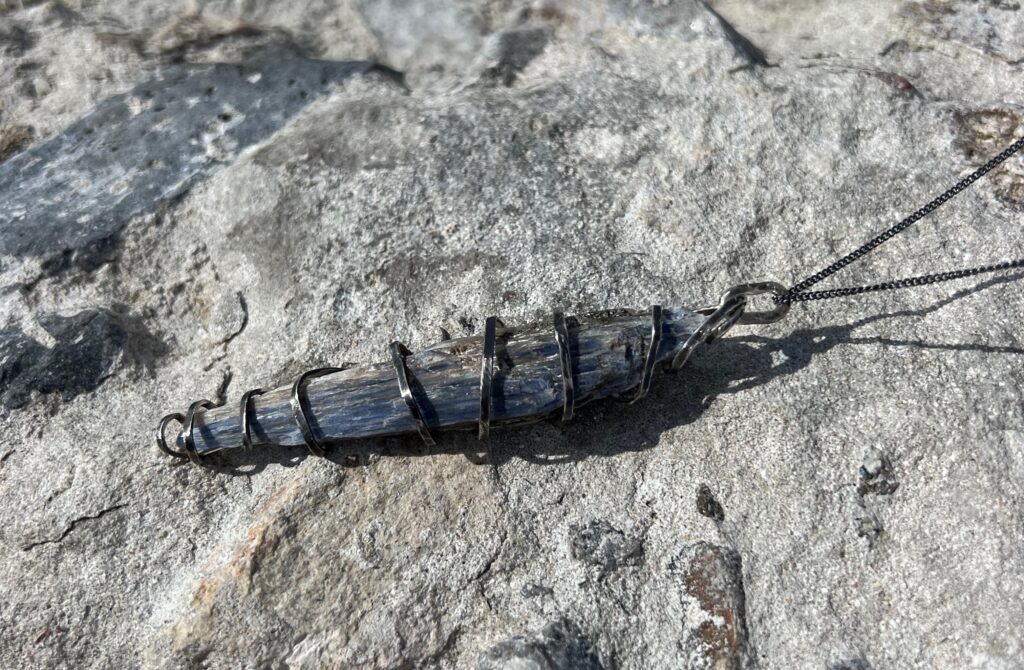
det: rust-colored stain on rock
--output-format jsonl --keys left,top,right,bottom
{"left": 676, "top": 542, "right": 749, "bottom": 669}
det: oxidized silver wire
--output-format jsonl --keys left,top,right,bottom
{"left": 631, "top": 305, "right": 663, "bottom": 403}
{"left": 671, "top": 296, "right": 746, "bottom": 371}
{"left": 389, "top": 342, "right": 437, "bottom": 446}
{"left": 719, "top": 282, "right": 790, "bottom": 326}
{"left": 291, "top": 368, "right": 344, "bottom": 456}
{"left": 183, "top": 399, "right": 218, "bottom": 464}
{"left": 157, "top": 412, "right": 187, "bottom": 459}
{"left": 478, "top": 316, "right": 503, "bottom": 440}
{"left": 553, "top": 312, "right": 575, "bottom": 422}
{"left": 671, "top": 281, "right": 789, "bottom": 371}
{"left": 158, "top": 281, "right": 794, "bottom": 462}
{"left": 239, "top": 388, "right": 266, "bottom": 451}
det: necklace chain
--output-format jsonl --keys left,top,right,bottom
{"left": 777, "top": 136, "right": 1024, "bottom": 304}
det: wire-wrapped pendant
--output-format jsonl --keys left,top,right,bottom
{"left": 157, "top": 284, "right": 789, "bottom": 462}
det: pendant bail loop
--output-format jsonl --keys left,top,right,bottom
{"left": 671, "top": 280, "right": 788, "bottom": 371}
{"left": 700, "top": 281, "right": 790, "bottom": 326}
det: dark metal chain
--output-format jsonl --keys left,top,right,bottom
{"left": 782, "top": 258, "right": 1024, "bottom": 302}
{"left": 776, "top": 136, "right": 1024, "bottom": 304}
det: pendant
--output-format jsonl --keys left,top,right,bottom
{"left": 157, "top": 283, "right": 789, "bottom": 463}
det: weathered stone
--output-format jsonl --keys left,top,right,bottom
{"left": 353, "top": 0, "right": 500, "bottom": 76}
{"left": 856, "top": 511, "right": 883, "bottom": 549}
{"left": 1, "top": 309, "right": 131, "bottom": 409}
{"left": 570, "top": 520, "right": 644, "bottom": 573}
{"left": 2, "top": 1, "right": 1024, "bottom": 668}
{"left": 955, "top": 108, "right": 1024, "bottom": 205}
{"left": 0, "top": 327, "right": 46, "bottom": 409}
{"left": 0, "top": 123, "right": 33, "bottom": 163}
{"left": 521, "top": 582, "right": 553, "bottom": 598}
{"left": 696, "top": 483, "right": 725, "bottom": 522}
{"left": 695, "top": 0, "right": 768, "bottom": 67}
{"left": 0, "top": 22, "right": 36, "bottom": 56}
{"left": 478, "top": 619, "right": 604, "bottom": 670}
{"left": 478, "top": 27, "right": 553, "bottom": 86}
{"left": 0, "top": 51, "right": 383, "bottom": 273}
{"left": 857, "top": 449, "right": 899, "bottom": 497}
{"left": 829, "top": 659, "right": 872, "bottom": 670}
{"left": 670, "top": 542, "right": 749, "bottom": 670}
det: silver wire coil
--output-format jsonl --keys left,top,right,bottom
{"left": 156, "top": 300, "right": 754, "bottom": 462}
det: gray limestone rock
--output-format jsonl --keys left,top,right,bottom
{"left": 858, "top": 449, "right": 899, "bottom": 497}
{"left": 1, "top": 1, "right": 1024, "bottom": 668}
{"left": 477, "top": 26, "right": 553, "bottom": 85}
{"left": 0, "top": 326, "right": 47, "bottom": 409}
{"left": 695, "top": 484, "right": 725, "bottom": 522}
{"left": 0, "top": 309, "right": 137, "bottom": 409}
{"left": 569, "top": 519, "right": 645, "bottom": 573}
{"left": 0, "top": 50, "right": 383, "bottom": 273}
{"left": 477, "top": 619, "right": 604, "bottom": 670}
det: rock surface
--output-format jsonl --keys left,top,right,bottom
{"left": 2, "top": 1, "right": 1024, "bottom": 668}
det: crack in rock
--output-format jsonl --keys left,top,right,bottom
{"left": 21, "top": 503, "right": 127, "bottom": 551}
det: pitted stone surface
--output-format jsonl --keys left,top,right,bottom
{"left": 0, "top": 51, "right": 380, "bottom": 272}
{"left": 1, "top": 1, "right": 1023, "bottom": 668}
{"left": 477, "top": 619, "right": 604, "bottom": 670}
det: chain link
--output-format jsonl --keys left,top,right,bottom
{"left": 777, "top": 136, "right": 1024, "bottom": 304}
